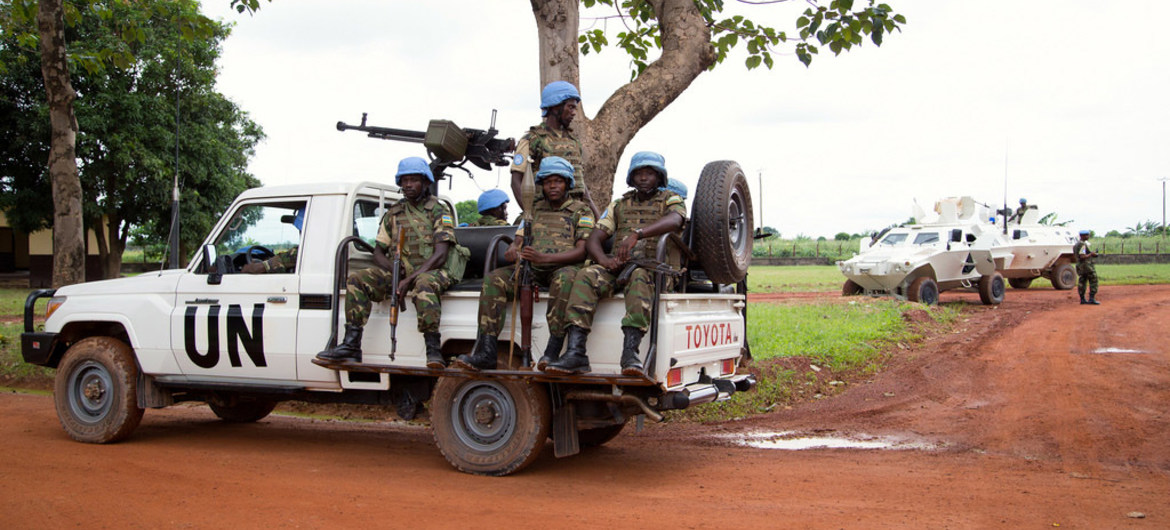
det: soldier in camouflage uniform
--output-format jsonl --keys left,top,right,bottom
{"left": 510, "top": 81, "right": 599, "bottom": 218}
{"left": 242, "top": 208, "right": 304, "bottom": 274}
{"left": 546, "top": 151, "right": 686, "bottom": 376}
{"left": 317, "top": 157, "right": 457, "bottom": 367}
{"left": 1073, "top": 230, "right": 1100, "bottom": 305}
{"left": 454, "top": 157, "right": 593, "bottom": 371}
{"left": 472, "top": 189, "right": 511, "bottom": 227}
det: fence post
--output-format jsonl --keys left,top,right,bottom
{"left": 792, "top": 242, "right": 797, "bottom": 257}
{"left": 1139, "top": 242, "right": 1142, "bottom": 254}
{"left": 815, "top": 240, "right": 820, "bottom": 257}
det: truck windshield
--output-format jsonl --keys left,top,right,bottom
{"left": 879, "top": 233, "right": 908, "bottom": 246}
{"left": 912, "top": 232, "right": 940, "bottom": 245}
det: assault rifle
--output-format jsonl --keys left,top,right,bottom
{"left": 337, "top": 111, "right": 515, "bottom": 194}
{"left": 388, "top": 228, "right": 406, "bottom": 360}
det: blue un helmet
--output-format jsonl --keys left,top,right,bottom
{"left": 1019, "top": 198, "right": 1027, "bottom": 204}
{"left": 292, "top": 208, "right": 305, "bottom": 231}
{"left": 626, "top": 151, "right": 667, "bottom": 188}
{"left": 534, "top": 156, "right": 576, "bottom": 189}
{"left": 477, "top": 189, "right": 510, "bottom": 213}
{"left": 395, "top": 156, "right": 435, "bottom": 186}
{"left": 1079, "top": 229, "right": 1091, "bottom": 236}
{"left": 540, "top": 81, "right": 581, "bottom": 117}
{"left": 661, "top": 178, "right": 688, "bottom": 199}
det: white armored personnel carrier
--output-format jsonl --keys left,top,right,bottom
{"left": 837, "top": 197, "right": 1076, "bottom": 305}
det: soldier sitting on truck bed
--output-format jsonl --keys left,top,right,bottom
{"left": 316, "top": 157, "right": 456, "bottom": 367}
{"left": 545, "top": 151, "right": 686, "bottom": 376}
{"left": 471, "top": 189, "right": 511, "bottom": 226}
{"left": 454, "top": 157, "right": 593, "bottom": 371}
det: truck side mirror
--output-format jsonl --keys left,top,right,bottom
{"left": 1012, "top": 229, "right": 1022, "bottom": 240}
{"left": 951, "top": 229, "right": 962, "bottom": 242}
{"left": 202, "top": 245, "right": 222, "bottom": 285}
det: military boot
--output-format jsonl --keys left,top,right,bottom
{"left": 1078, "top": 288, "right": 1087, "bottom": 304}
{"left": 536, "top": 334, "right": 565, "bottom": 371}
{"left": 619, "top": 326, "right": 646, "bottom": 377}
{"left": 424, "top": 332, "right": 446, "bottom": 369}
{"left": 454, "top": 336, "right": 498, "bottom": 371}
{"left": 316, "top": 324, "right": 363, "bottom": 363}
{"left": 1088, "top": 295, "right": 1100, "bottom": 305}
{"left": 544, "top": 325, "right": 591, "bottom": 374}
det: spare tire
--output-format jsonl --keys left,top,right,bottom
{"left": 693, "top": 161, "right": 754, "bottom": 284}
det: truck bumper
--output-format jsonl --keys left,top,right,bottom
{"left": 659, "top": 373, "right": 757, "bottom": 411}
{"left": 21, "top": 332, "right": 58, "bottom": 366}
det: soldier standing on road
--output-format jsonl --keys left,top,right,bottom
{"left": 454, "top": 157, "right": 593, "bottom": 371}
{"left": 510, "top": 80, "right": 599, "bottom": 218}
{"left": 317, "top": 157, "right": 457, "bottom": 367}
{"left": 1073, "top": 229, "right": 1100, "bottom": 305}
{"left": 472, "top": 189, "right": 511, "bottom": 226}
{"left": 545, "top": 151, "right": 686, "bottom": 376}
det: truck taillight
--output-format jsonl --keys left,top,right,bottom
{"left": 721, "top": 358, "right": 735, "bottom": 375}
{"left": 667, "top": 368, "right": 682, "bottom": 388}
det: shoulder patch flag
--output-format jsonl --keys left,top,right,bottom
{"left": 666, "top": 195, "right": 684, "bottom": 206}
{"left": 512, "top": 153, "right": 525, "bottom": 166}
{"left": 440, "top": 214, "right": 455, "bottom": 227}
{"left": 578, "top": 215, "right": 594, "bottom": 228}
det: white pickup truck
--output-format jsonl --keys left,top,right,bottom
{"left": 21, "top": 161, "right": 757, "bottom": 476}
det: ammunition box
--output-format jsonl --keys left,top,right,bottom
{"left": 424, "top": 120, "right": 468, "bottom": 162}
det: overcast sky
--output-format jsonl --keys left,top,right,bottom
{"left": 199, "top": 0, "right": 1170, "bottom": 238}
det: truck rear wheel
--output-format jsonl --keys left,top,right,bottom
{"left": 979, "top": 272, "right": 1006, "bottom": 305}
{"left": 431, "top": 377, "right": 551, "bottom": 476}
{"left": 209, "top": 396, "right": 277, "bottom": 423}
{"left": 1049, "top": 261, "right": 1076, "bottom": 290}
{"left": 54, "top": 337, "right": 144, "bottom": 443}
{"left": 579, "top": 421, "right": 627, "bottom": 449}
{"left": 906, "top": 277, "right": 939, "bottom": 305}
{"left": 693, "top": 160, "right": 754, "bottom": 284}
{"left": 1008, "top": 277, "right": 1034, "bottom": 289}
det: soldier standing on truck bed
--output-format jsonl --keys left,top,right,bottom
{"left": 545, "top": 151, "right": 686, "bottom": 376}
{"left": 454, "top": 157, "right": 594, "bottom": 371}
{"left": 472, "top": 189, "right": 511, "bottom": 226}
{"left": 1073, "top": 229, "right": 1100, "bottom": 305}
{"left": 510, "top": 81, "right": 599, "bottom": 219}
{"left": 317, "top": 157, "right": 457, "bottom": 367}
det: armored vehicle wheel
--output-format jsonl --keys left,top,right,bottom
{"left": 1049, "top": 261, "right": 1076, "bottom": 290}
{"left": 54, "top": 337, "right": 144, "bottom": 443}
{"left": 1008, "top": 277, "right": 1034, "bottom": 289}
{"left": 979, "top": 272, "right": 1006, "bottom": 305}
{"left": 432, "top": 377, "right": 551, "bottom": 476}
{"left": 693, "top": 161, "right": 754, "bottom": 284}
{"left": 906, "top": 277, "right": 939, "bottom": 305}
{"left": 209, "top": 396, "right": 277, "bottom": 423}
{"left": 842, "top": 279, "right": 864, "bottom": 296}
{"left": 579, "top": 420, "right": 627, "bottom": 449}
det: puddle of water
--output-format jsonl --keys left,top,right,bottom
{"left": 1088, "top": 347, "right": 1148, "bottom": 354}
{"left": 724, "top": 431, "right": 936, "bottom": 451}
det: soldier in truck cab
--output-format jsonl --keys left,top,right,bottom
{"left": 454, "top": 157, "right": 593, "bottom": 372}
{"left": 546, "top": 151, "right": 686, "bottom": 376}
{"left": 316, "top": 157, "right": 457, "bottom": 367}
{"left": 242, "top": 208, "right": 303, "bottom": 274}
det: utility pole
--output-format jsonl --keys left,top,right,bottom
{"left": 1160, "top": 177, "right": 1169, "bottom": 240}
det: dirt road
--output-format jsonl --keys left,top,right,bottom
{"left": 3, "top": 285, "right": 1168, "bottom": 528}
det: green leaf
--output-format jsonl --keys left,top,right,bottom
{"left": 796, "top": 16, "right": 810, "bottom": 28}
{"left": 745, "top": 55, "right": 762, "bottom": 69}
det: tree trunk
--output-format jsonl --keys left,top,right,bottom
{"left": 104, "top": 215, "right": 126, "bottom": 280}
{"left": 530, "top": 0, "right": 716, "bottom": 208}
{"left": 37, "top": 0, "right": 86, "bottom": 288}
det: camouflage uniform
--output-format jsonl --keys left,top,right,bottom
{"left": 344, "top": 195, "right": 456, "bottom": 333}
{"left": 477, "top": 198, "right": 593, "bottom": 336}
{"left": 258, "top": 246, "right": 298, "bottom": 273}
{"left": 1073, "top": 239, "right": 1098, "bottom": 298}
{"left": 471, "top": 216, "right": 510, "bottom": 227}
{"left": 564, "top": 189, "right": 686, "bottom": 332}
{"left": 511, "top": 123, "right": 587, "bottom": 203}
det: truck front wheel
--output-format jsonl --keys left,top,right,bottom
{"left": 431, "top": 377, "right": 551, "bottom": 476}
{"left": 979, "top": 272, "right": 1006, "bottom": 305}
{"left": 906, "top": 277, "right": 939, "bottom": 305}
{"left": 54, "top": 337, "right": 144, "bottom": 443}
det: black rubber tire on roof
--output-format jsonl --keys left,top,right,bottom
{"left": 1008, "top": 277, "right": 1034, "bottom": 289}
{"left": 1048, "top": 260, "right": 1077, "bottom": 290}
{"left": 842, "top": 279, "right": 864, "bottom": 296}
{"left": 692, "top": 160, "right": 754, "bottom": 284}
{"left": 578, "top": 421, "right": 627, "bottom": 449}
{"left": 979, "top": 272, "right": 1006, "bottom": 305}
{"left": 431, "top": 376, "right": 551, "bottom": 476}
{"left": 906, "top": 276, "right": 939, "bottom": 306}
{"left": 209, "top": 396, "right": 277, "bottom": 423}
{"left": 54, "top": 336, "right": 144, "bottom": 444}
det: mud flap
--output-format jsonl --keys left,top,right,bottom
{"left": 552, "top": 401, "right": 580, "bottom": 458}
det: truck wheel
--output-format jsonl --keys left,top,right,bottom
{"left": 906, "top": 277, "right": 939, "bottom": 306}
{"left": 579, "top": 421, "right": 627, "bottom": 449}
{"left": 431, "top": 377, "right": 551, "bottom": 476}
{"left": 1008, "top": 277, "right": 1034, "bottom": 289}
{"left": 842, "top": 279, "right": 864, "bottom": 296}
{"left": 54, "top": 337, "right": 144, "bottom": 444}
{"left": 1049, "top": 261, "right": 1076, "bottom": 290}
{"left": 209, "top": 396, "right": 277, "bottom": 423}
{"left": 978, "top": 272, "right": 1006, "bottom": 305}
{"left": 693, "top": 160, "right": 754, "bottom": 284}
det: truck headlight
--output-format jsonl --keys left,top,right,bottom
{"left": 46, "top": 296, "right": 66, "bottom": 320}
